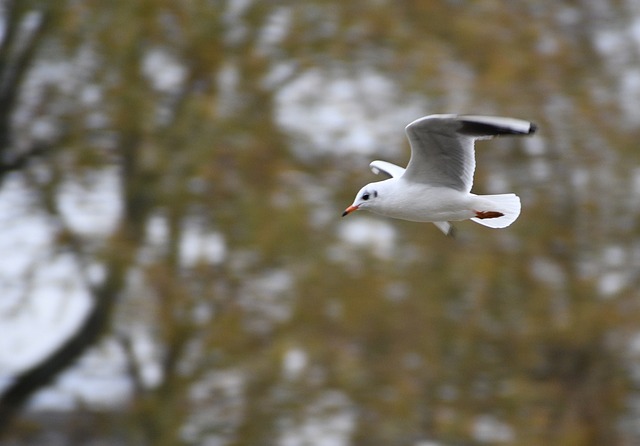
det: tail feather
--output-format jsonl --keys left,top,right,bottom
{"left": 471, "top": 194, "right": 521, "bottom": 229}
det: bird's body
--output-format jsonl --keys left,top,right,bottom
{"left": 342, "top": 114, "right": 537, "bottom": 235}
{"left": 362, "top": 180, "right": 474, "bottom": 222}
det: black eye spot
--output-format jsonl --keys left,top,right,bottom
{"left": 362, "top": 193, "right": 370, "bottom": 201}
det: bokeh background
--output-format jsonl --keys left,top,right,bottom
{"left": 1, "top": 1, "right": 640, "bottom": 445}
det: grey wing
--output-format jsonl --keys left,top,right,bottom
{"left": 402, "top": 114, "right": 536, "bottom": 192}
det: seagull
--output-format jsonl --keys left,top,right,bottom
{"left": 342, "top": 114, "right": 537, "bottom": 236}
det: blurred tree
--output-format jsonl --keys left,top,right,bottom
{"left": 1, "top": 0, "right": 640, "bottom": 445}
{"left": 0, "top": 0, "right": 54, "bottom": 179}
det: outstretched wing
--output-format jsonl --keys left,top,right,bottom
{"left": 369, "top": 160, "right": 405, "bottom": 178}
{"left": 403, "top": 114, "right": 536, "bottom": 193}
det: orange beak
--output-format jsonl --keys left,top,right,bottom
{"left": 342, "top": 205, "right": 359, "bottom": 217}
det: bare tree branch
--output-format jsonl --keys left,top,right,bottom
{"left": 0, "top": 250, "right": 128, "bottom": 435}
{"left": 0, "top": 1, "right": 54, "bottom": 180}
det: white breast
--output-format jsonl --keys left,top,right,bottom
{"left": 371, "top": 180, "right": 476, "bottom": 223}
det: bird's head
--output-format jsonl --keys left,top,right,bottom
{"left": 342, "top": 183, "right": 383, "bottom": 217}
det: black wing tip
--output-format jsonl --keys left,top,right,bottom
{"left": 510, "top": 121, "right": 537, "bottom": 136}
{"left": 459, "top": 118, "right": 537, "bottom": 137}
{"left": 407, "top": 114, "right": 538, "bottom": 138}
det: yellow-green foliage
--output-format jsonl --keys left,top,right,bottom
{"left": 4, "top": 0, "right": 640, "bottom": 445}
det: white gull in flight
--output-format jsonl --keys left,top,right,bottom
{"left": 342, "top": 114, "right": 537, "bottom": 236}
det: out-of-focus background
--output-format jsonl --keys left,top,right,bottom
{"left": 1, "top": 1, "right": 640, "bottom": 445}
